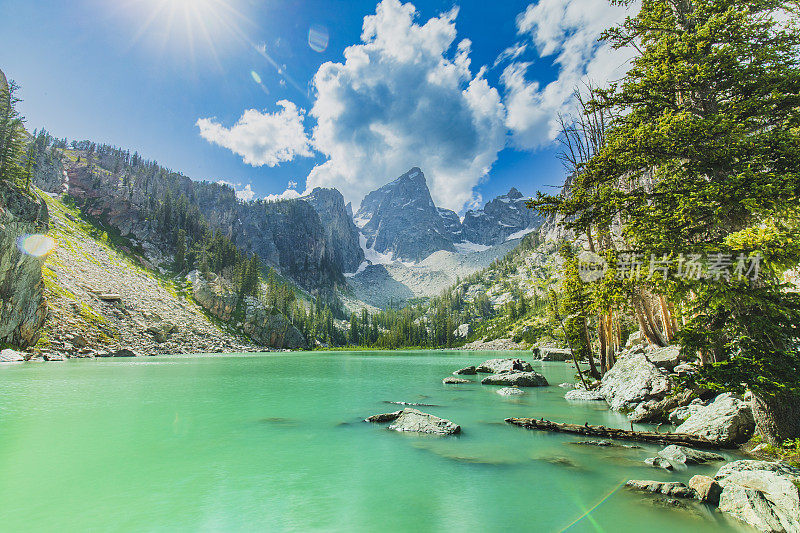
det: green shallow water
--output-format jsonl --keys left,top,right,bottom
{"left": 0, "top": 351, "right": 750, "bottom": 532}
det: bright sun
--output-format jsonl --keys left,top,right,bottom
{"left": 125, "top": 0, "right": 248, "bottom": 62}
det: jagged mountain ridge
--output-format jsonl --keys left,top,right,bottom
{"left": 353, "top": 167, "right": 542, "bottom": 264}
{"left": 355, "top": 167, "right": 456, "bottom": 263}
{"left": 31, "top": 138, "right": 541, "bottom": 304}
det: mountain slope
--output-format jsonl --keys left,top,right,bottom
{"left": 38, "top": 192, "right": 258, "bottom": 357}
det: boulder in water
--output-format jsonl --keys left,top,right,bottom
{"left": 688, "top": 475, "right": 722, "bottom": 505}
{"left": 387, "top": 408, "right": 461, "bottom": 435}
{"left": 714, "top": 460, "right": 800, "bottom": 532}
{"left": 453, "top": 365, "right": 476, "bottom": 375}
{"left": 443, "top": 377, "right": 471, "bottom": 384}
{"left": 475, "top": 358, "right": 532, "bottom": 374}
{"left": 625, "top": 480, "right": 697, "bottom": 499}
{"left": 481, "top": 371, "right": 548, "bottom": 387}
{"left": 598, "top": 353, "right": 672, "bottom": 411}
{"left": 0, "top": 348, "right": 26, "bottom": 362}
{"left": 675, "top": 393, "right": 754, "bottom": 445}
{"left": 657, "top": 445, "right": 725, "bottom": 466}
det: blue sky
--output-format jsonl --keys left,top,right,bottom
{"left": 0, "top": 0, "right": 635, "bottom": 212}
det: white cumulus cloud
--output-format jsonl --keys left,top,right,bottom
{"left": 236, "top": 184, "right": 256, "bottom": 201}
{"left": 304, "top": 0, "right": 507, "bottom": 211}
{"left": 197, "top": 100, "right": 313, "bottom": 167}
{"left": 503, "top": 0, "right": 638, "bottom": 149}
{"left": 264, "top": 188, "right": 302, "bottom": 202}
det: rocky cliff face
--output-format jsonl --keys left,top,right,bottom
{"left": 59, "top": 153, "right": 339, "bottom": 290}
{"left": 355, "top": 168, "right": 455, "bottom": 262}
{"left": 0, "top": 181, "right": 49, "bottom": 348}
{"left": 461, "top": 188, "right": 541, "bottom": 245}
{"left": 302, "top": 187, "right": 364, "bottom": 273}
{"left": 437, "top": 207, "right": 463, "bottom": 242}
{"left": 188, "top": 270, "right": 307, "bottom": 349}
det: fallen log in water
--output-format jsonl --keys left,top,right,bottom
{"left": 505, "top": 417, "right": 731, "bottom": 449}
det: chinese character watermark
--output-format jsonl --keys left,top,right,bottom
{"left": 577, "top": 251, "right": 761, "bottom": 283}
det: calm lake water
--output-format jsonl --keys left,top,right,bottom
{"left": 0, "top": 351, "right": 750, "bottom": 532}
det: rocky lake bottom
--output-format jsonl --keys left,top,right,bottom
{"left": 0, "top": 351, "right": 753, "bottom": 532}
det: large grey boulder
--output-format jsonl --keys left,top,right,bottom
{"left": 453, "top": 365, "right": 476, "bottom": 375}
{"left": 0, "top": 181, "right": 49, "bottom": 348}
{"left": 675, "top": 393, "right": 755, "bottom": 445}
{"left": 714, "top": 460, "right": 800, "bottom": 532}
{"left": 599, "top": 353, "right": 672, "bottom": 411}
{"left": 540, "top": 347, "right": 572, "bottom": 361}
{"left": 387, "top": 408, "right": 461, "bottom": 436}
{"left": 668, "top": 398, "right": 706, "bottom": 425}
{"left": 481, "top": 371, "right": 548, "bottom": 387}
{"left": 475, "top": 358, "right": 532, "bottom": 374}
{"left": 689, "top": 475, "right": 723, "bottom": 505}
{"left": 645, "top": 345, "right": 685, "bottom": 371}
{"left": 241, "top": 297, "right": 308, "bottom": 350}
{"left": 188, "top": 271, "right": 307, "bottom": 349}
{"left": 565, "top": 389, "right": 605, "bottom": 401}
{"left": 188, "top": 270, "right": 237, "bottom": 321}
{"left": 656, "top": 445, "right": 725, "bottom": 466}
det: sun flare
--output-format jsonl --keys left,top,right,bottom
{"left": 124, "top": 0, "right": 248, "bottom": 63}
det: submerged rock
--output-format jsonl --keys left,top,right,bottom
{"left": 565, "top": 389, "right": 605, "bottom": 401}
{"left": 443, "top": 377, "right": 471, "bottom": 384}
{"left": 675, "top": 393, "right": 754, "bottom": 445}
{"left": 453, "top": 365, "right": 477, "bottom": 375}
{"left": 496, "top": 387, "right": 525, "bottom": 396}
{"left": 626, "top": 480, "right": 697, "bottom": 499}
{"left": 714, "top": 460, "right": 800, "bottom": 533}
{"left": 475, "top": 358, "right": 532, "bottom": 374}
{"left": 387, "top": 408, "right": 461, "bottom": 436}
{"left": 481, "top": 371, "right": 548, "bottom": 387}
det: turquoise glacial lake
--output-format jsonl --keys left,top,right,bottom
{"left": 0, "top": 351, "right": 751, "bottom": 532}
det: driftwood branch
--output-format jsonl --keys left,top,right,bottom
{"left": 505, "top": 417, "right": 731, "bottom": 449}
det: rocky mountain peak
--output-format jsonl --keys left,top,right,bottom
{"left": 301, "top": 187, "right": 364, "bottom": 273}
{"left": 355, "top": 167, "right": 454, "bottom": 262}
{"left": 506, "top": 187, "right": 523, "bottom": 200}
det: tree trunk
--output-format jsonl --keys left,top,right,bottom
{"left": 505, "top": 417, "right": 731, "bottom": 449}
{"left": 752, "top": 391, "right": 800, "bottom": 445}
{"left": 597, "top": 311, "right": 608, "bottom": 375}
{"left": 582, "top": 319, "right": 601, "bottom": 380}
